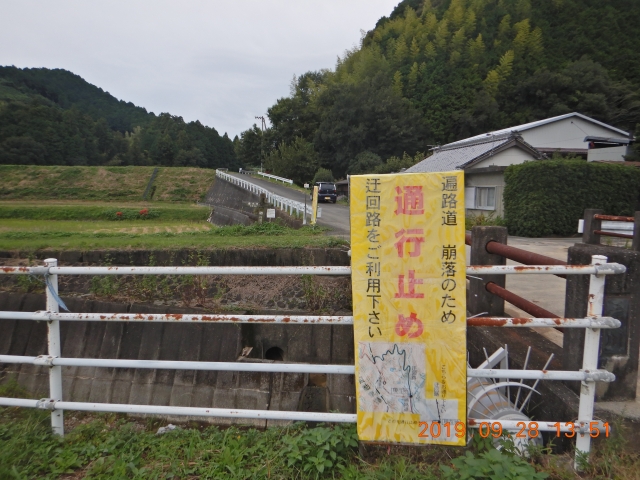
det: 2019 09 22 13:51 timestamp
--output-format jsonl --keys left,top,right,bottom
{"left": 417, "top": 421, "right": 610, "bottom": 439}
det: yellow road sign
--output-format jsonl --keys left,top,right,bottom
{"left": 350, "top": 171, "right": 466, "bottom": 445}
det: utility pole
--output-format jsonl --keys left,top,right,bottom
{"left": 255, "top": 115, "right": 266, "bottom": 173}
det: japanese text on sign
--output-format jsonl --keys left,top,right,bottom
{"left": 350, "top": 171, "right": 466, "bottom": 446}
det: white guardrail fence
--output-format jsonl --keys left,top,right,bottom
{"left": 0, "top": 255, "right": 625, "bottom": 469}
{"left": 255, "top": 171, "right": 294, "bottom": 185}
{"left": 217, "top": 169, "right": 311, "bottom": 217}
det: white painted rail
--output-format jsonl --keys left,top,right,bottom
{"left": 0, "top": 254, "right": 624, "bottom": 469}
{"left": 216, "top": 169, "right": 310, "bottom": 217}
{"left": 255, "top": 171, "right": 294, "bottom": 185}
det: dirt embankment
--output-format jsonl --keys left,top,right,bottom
{"left": 0, "top": 247, "right": 352, "bottom": 314}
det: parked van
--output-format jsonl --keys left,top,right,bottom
{"left": 313, "top": 182, "right": 337, "bottom": 203}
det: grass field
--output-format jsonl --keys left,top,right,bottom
{"left": 0, "top": 201, "right": 210, "bottom": 221}
{"left": 0, "top": 219, "right": 343, "bottom": 251}
{"left": 0, "top": 165, "right": 216, "bottom": 202}
{"left": 0, "top": 165, "right": 347, "bottom": 251}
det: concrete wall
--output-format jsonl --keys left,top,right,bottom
{"left": 0, "top": 247, "right": 350, "bottom": 267}
{"left": 587, "top": 146, "right": 628, "bottom": 162}
{"left": 204, "top": 177, "right": 261, "bottom": 226}
{"left": 564, "top": 243, "right": 639, "bottom": 400}
{"left": 0, "top": 293, "right": 355, "bottom": 425}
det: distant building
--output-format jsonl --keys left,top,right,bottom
{"left": 405, "top": 113, "right": 631, "bottom": 217}
{"left": 585, "top": 135, "right": 634, "bottom": 162}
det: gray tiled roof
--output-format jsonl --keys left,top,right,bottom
{"left": 405, "top": 134, "right": 512, "bottom": 173}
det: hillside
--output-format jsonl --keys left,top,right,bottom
{"left": 0, "top": 67, "right": 238, "bottom": 170}
{"left": 235, "top": 0, "right": 640, "bottom": 180}
{"left": 0, "top": 165, "right": 216, "bottom": 203}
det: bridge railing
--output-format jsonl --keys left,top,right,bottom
{"left": 0, "top": 257, "right": 625, "bottom": 469}
{"left": 254, "top": 171, "right": 294, "bottom": 185}
{"left": 216, "top": 169, "right": 311, "bottom": 217}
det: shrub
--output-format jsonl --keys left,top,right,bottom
{"left": 504, "top": 160, "right": 640, "bottom": 237}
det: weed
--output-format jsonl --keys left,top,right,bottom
{"left": 281, "top": 423, "right": 359, "bottom": 476}
{"left": 440, "top": 448, "right": 548, "bottom": 479}
{"left": 465, "top": 211, "right": 506, "bottom": 230}
{"left": 301, "top": 274, "right": 352, "bottom": 312}
{"left": 90, "top": 276, "right": 120, "bottom": 298}
{"left": 15, "top": 274, "right": 44, "bottom": 293}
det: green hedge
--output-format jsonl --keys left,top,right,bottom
{"left": 504, "top": 160, "right": 640, "bottom": 237}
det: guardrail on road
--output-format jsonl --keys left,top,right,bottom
{"left": 216, "top": 169, "right": 311, "bottom": 217}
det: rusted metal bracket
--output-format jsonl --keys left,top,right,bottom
{"left": 36, "top": 398, "right": 57, "bottom": 410}
{"left": 581, "top": 369, "right": 616, "bottom": 382}
{"left": 34, "top": 355, "right": 57, "bottom": 366}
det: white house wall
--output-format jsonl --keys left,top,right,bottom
{"left": 587, "top": 145, "right": 628, "bottom": 162}
{"left": 519, "top": 117, "right": 623, "bottom": 151}
{"left": 465, "top": 171, "right": 505, "bottom": 217}
{"left": 470, "top": 147, "right": 535, "bottom": 169}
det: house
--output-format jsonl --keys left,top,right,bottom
{"left": 585, "top": 136, "right": 634, "bottom": 162}
{"left": 335, "top": 179, "right": 349, "bottom": 198}
{"left": 405, "top": 113, "right": 630, "bottom": 217}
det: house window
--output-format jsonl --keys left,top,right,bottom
{"left": 475, "top": 187, "right": 496, "bottom": 210}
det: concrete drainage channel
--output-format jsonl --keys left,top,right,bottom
{"left": 0, "top": 246, "right": 630, "bottom": 467}
{"left": 0, "top": 248, "right": 355, "bottom": 428}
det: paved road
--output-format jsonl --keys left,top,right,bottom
{"left": 227, "top": 173, "right": 351, "bottom": 236}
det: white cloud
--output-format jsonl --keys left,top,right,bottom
{"left": 0, "top": 0, "right": 399, "bottom": 136}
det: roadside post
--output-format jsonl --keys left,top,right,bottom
{"left": 349, "top": 172, "right": 467, "bottom": 445}
{"left": 311, "top": 185, "right": 319, "bottom": 226}
{"left": 303, "top": 183, "right": 309, "bottom": 225}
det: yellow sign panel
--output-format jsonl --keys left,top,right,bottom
{"left": 350, "top": 171, "right": 466, "bottom": 446}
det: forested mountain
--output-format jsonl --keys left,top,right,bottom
{"left": 236, "top": 0, "right": 640, "bottom": 182}
{"left": 0, "top": 67, "right": 238, "bottom": 169}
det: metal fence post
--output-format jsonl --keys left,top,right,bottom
{"left": 45, "top": 258, "right": 64, "bottom": 436}
{"left": 575, "top": 254, "right": 606, "bottom": 469}
{"left": 582, "top": 209, "right": 603, "bottom": 245}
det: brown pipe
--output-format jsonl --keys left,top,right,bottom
{"left": 466, "top": 233, "right": 568, "bottom": 277}
{"left": 485, "top": 282, "right": 563, "bottom": 332}
{"left": 593, "top": 230, "right": 633, "bottom": 239}
{"left": 594, "top": 214, "right": 634, "bottom": 222}
{"left": 485, "top": 240, "right": 567, "bottom": 266}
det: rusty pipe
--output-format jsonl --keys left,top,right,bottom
{"left": 593, "top": 214, "right": 634, "bottom": 222}
{"left": 593, "top": 230, "right": 633, "bottom": 239}
{"left": 485, "top": 282, "right": 563, "bottom": 332}
{"left": 466, "top": 232, "right": 567, "bottom": 278}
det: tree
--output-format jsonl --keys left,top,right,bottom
{"left": 264, "top": 136, "right": 318, "bottom": 186}
{"left": 313, "top": 74, "right": 429, "bottom": 178}
{"left": 348, "top": 151, "right": 383, "bottom": 174}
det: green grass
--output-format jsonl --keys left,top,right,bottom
{"left": 0, "top": 219, "right": 344, "bottom": 251}
{"left": 0, "top": 165, "right": 216, "bottom": 203}
{"left": 0, "top": 203, "right": 210, "bottom": 222}
{"left": 1, "top": 381, "right": 636, "bottom": 479}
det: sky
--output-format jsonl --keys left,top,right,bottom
{"left": 1, "top": 1, "right": 400, "bottom": 137}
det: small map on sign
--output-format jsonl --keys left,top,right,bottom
{"left": 358, "top": 342, "right": 431, "bottom": 414}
